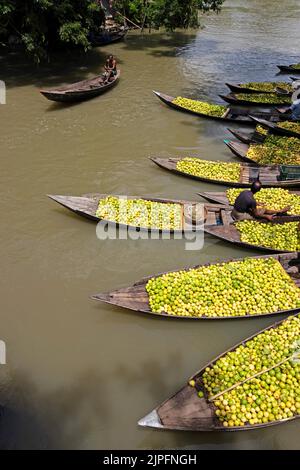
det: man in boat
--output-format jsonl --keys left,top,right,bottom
{"left": 281, "top": 85, "right": 300, "bottom": 121}
{"left": 290, "top": 91, "right": 300, "bottom": 121}
{"left": 231, "top": 181, "right": 290, "bottom": 222}
{"left": 104, "top": 55, "right": 117, "bottom": 83}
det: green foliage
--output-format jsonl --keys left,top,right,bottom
{"left": 0, "top": 0, "right": 104, "bottom": 62}
{"left": 114, "top": 0, "right": 224, "bottom": 30}
{"left": 0, "top": 0, "right": 224, "bottom": 61}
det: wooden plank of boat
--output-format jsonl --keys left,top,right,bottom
{"left": 220, "top": 92, "right": 291, "bottom": 107}
{"left": 48, "top": 193, "right": 224, "bottom": 233}
{"left": 138, "top": 308, "right": 300, "bottom": 431}
{"left": 226, "top": 82, "right": 292, "bottom": 95}
{"left": 198, "top": 191, "right": 230, "bottom": 205}
{"left": 40, "top": 70, "right": 120, "bottom": 103}
{"left": 198, "top": 190, "right": 300, "bottom": 207}
{"left": 92, "top": 253, "right": 300, "bottom": 320}
{"left": 278, "top": 64, "right": 300, "bottom": 73}
{"left": 249, "top": 116, "right": 300, "bottom": 139}
{"left": 224, "top": 140, "right": 258, "bottom": 164}
{"left": 150, "top": 156, "right": 300, "bottom": 188}
{"left": 226, "top": 129, "right": 265, "bottom": 145}
{"left": 153, "top": 91, "right": 282, "bottom": 124}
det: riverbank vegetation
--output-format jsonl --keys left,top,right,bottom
{"left": 0, "top": 0, "right": 224, "bottom": 62}
{"left": 114, "top": 0, "right": 224, "bottom": 31}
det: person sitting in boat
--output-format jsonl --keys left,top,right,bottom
{"left": 104, "top": 55, "right": 117, "bottom": 83}
{"left": 290, "top": 92, "right": 300, "bottom": 121}
{"left": 281, "top": 86, "right": 300, "bottom": 121}
{"left": 231, "top": 181, "right": 290, "bottom": 222}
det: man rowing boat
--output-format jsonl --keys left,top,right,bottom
{"left": 231, "top": 181, "right": 290, "bottom": 222}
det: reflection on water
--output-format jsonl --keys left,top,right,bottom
{"left": 0, "top": 0, "right": 300, "bottom": 450}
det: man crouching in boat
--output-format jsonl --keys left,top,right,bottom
{"left": 104, "top": 55, "right": 117, "bottom": 83}
{"left": 231, "top": 181, "right": 290, "bottom": 222}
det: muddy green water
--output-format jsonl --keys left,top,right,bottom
{"left": 1, "top": 0, "right": 300, "bottom": 450}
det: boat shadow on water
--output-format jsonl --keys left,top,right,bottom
{"left": 118, "top": 31, "right": 198, "bottom": 57}
{"left": 0, "top": 49, "right": 124, "bottom": 90}
{"left": 0, "top": 369, "right": 112, "bottom": 449}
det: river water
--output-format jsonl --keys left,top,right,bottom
{"left": 1, "top": 0, "right": 300, "bottom": 450}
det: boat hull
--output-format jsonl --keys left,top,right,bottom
{"left": 153, "top": 91, "right": 282, "bottom": 124}
{"left": 40, "top": 71, "right": 120, "bottom": 103}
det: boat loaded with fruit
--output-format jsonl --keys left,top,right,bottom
{"left": 226, "top": 81, "right": 293, "bottom": 95}
{"left": 250, "top": 117, "right": 300, "bottom": 139}
{"left": 225, "top": 137, "right": 300, "bottom": 165}
{"left": 150, "top": 156, "right": 300, "bottom": 187}
{"left": 153, "top": 91, "right": 285, "bottom": 124}
{"left": 220, "top": 92, "right": 291, "bottom": 107}
{"left": 139, "top": 313, "right": 300, "bottom": 431}
{"left": 278, "top": 63, "right": 300, "bottom": 73}
{"left": 92, "top": 254, "right": 300, "bottom": 320}
{"left": 48, "top": 193, "right": 224, "bottom": 233}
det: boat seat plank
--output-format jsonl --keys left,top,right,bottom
{"left": 158, "top": 387, "right": 215, "bottom": 429}
{"left": 221, "top": 209, "right": 233, "bottom": 226}
{"left": 205, "top": 211, "right": 217, "bottom": 226}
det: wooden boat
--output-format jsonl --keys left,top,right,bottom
{"left": 89, "top": 27, "right": 128, "bottom": 46}
{"left": 138, "top": 310, "right": 300, "bottom": 431}
{"left": 278, "top": 64, "right": 300, "bottom": 73}
{"left": 40, "top": 70, "right": 120, "bottom": 103}
{"left": 48, "top": 193, "right": 222, "bottom": 233}
{"left": 226, "top": 82, "right": 292, "bottom": 95}
{"left": 198, "top": 189, "right": 300, "bottom": 206}
{"left": 153, "top": 91, "right": 283, "bottom": 124}
{"left": 225, "top": 139, "right": 300, "bottom": 166}
{"left": 250, "top": 116, "right": 300, "bottom": 139}
{"left": 220, "top": 92, "right": 291, "bottom": 107}
{"left": 92, "top": 253, "right": 300, "bottom": 321}
{"left": 227, "top": 128, "right": 265, "bottom": 145}
{"left": 150, "top": 156, "right": 300, "bottom": 187}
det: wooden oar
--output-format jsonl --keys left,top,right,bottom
{"left": 208, "top": 347, "right": 300, "bottom": 403}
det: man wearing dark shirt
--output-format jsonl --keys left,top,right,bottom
{"left": 231, "top": 181, "right": 290, "bottom": 221}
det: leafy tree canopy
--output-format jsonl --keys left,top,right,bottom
{"left": 0, "top": 0, "right": 224, "bottom": 62}
{"left": 114, "top": 0, "right": 224, "bottom": 30}
{"left": 0, "top": 0, "right": 104, "bottom": 62}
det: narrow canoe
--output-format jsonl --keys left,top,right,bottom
{"left": 150, "top": 156, "right": 300, "bottom": 188}
{"left": 226, "top": 82, "right": 292, "bottom": 95}
{"left": 40, "top": 70, "right": 120, "bottom": 103}
{"left": 198, "top": 189, "right": 300, "bottom": 206}
{"left": 278, "top": 65, "right": 300, "bottom": 73}
{"left": 92, "top": 253, "right": 300, "bottom": 321}
{"left": 138, "top": 311, "right": 300, "bottom": 431}
{"left": 153, "top": 91, "right": 282, "bottom": 124}
{"left": 227, "top": 128, "right": 265, "bottom": 145}
{"left": 249, "top": 116, "right": 300, "bottom": 139}
{"left": 220, "top": 93, "right": 291, "bottom": 107}
{"left": 48, "top": 193, "right": 223, "bottom": 233}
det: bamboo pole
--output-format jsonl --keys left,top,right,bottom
{"left": 115, "top": 10, "right": 142, "bottom": 30}
{"left": 208, "top": 354, "right": 296, "bottom": 402}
